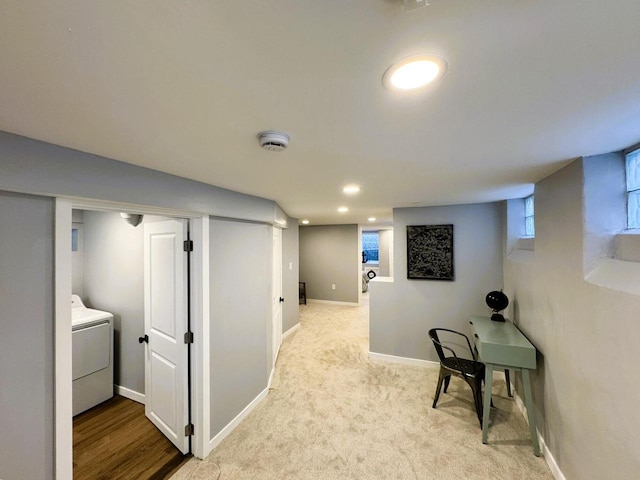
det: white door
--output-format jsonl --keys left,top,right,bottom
{"left": 144, "top": 220, "right": 189, "bottom": 454}
{"left": 272, "top": 228, "right": 283, "bottom": 366}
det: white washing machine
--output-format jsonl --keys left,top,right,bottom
{"left": 71, "top": 294, "right": 114, "bottom": 416}
{"left": 362, "top": 266, "right": 379, "bottom": 292}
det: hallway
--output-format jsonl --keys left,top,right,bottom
{"left": 172, "top": 301, "right": 553, "bottom": 479}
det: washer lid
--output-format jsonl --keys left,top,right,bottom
{"left": 71, "top": 295, "right": 113, "bottom": 328}
{"left": 72, "top": 308, "right": 113, "bottom": 328}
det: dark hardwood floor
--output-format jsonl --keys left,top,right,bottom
{"left": 73, "top": 395, "right": 190, "bottom": 480}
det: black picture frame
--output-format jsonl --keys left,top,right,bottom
{"left": 406, "top": 224, "right": 454, "bottom": 280}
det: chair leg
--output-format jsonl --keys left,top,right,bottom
{"left": 505, "top": 369, "right": 512, "bottom": 397}
{"left": 432, "top": 370, "right": 446, "bottom": 408}
{"left": 443, "top": 375, "right": 451, "bottom": 393}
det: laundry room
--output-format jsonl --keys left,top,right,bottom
{"left": 72, "top": 209, "right": 173, "bottom": 410}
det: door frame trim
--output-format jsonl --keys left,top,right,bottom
{"left": 54, "top": 198, "right": 73, "bottom": 480}
{"left": 358, "top": 225, "right": 364, "bottom": 305}
{"left": 54, "top": 198, "right": 210, "bottom": 478}
{"left": 271, "top": 227, "right": 283, "bottom": 369}
{"left": 191, "top": 215, "right": 210, "bottom": 458}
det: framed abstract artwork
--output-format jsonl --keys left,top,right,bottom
{"left": 406, "top": 224, "right": 454, "bottom": 280}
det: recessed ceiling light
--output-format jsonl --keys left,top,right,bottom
{"left": 383, "top": 54, "right": 447, "bottom": 91}
{"left": 302, "top": 219, "right": 310, "bottom": 225}
{"left": 338, "top": 206, "right": 349, "bottom": 213}
{"left": 342, "top": 185, "right": 360, "bottom": 194}
{"left": 368, "top": 217, "right": 376, "bottom": 222}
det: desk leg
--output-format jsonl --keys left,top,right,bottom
{"left": 522, "top": 369, "right": 541, "bottom": 456}
{"left": 482, "top": 363, "right": 493, "bottom": 444}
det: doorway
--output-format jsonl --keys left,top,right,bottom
{"left": 70, "top": 209, "right": 190, "bottom": 475}
{"left": 55, "top": 199, "right": 210, "bottom": 479}
{"left": 358, "top": 227, "right": 394, "bottom": 302}
{"left": 361, "top": 228, "right": 393, "bottom": 279}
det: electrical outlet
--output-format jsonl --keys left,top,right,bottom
{"left": 331, "top": 284, "right": 336, "bottom": 290}
{"left": 289, "top": 262, "right": 293, "bottom": 270}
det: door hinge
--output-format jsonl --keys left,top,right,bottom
{"left": 183, "top": 240, "right": 194, "bottom": 252}
{"left": 184, "top": 423, "right": 194, "bottom": 436}
{"left": 184, "top": 331, "right": 194, "bottom": 344}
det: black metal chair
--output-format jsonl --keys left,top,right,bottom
{"left": 428, "top": 328, "right": 486, "bottom": 428}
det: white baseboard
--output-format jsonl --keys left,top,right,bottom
{"left": 282, "top": 323, "right": 300, "bottom": 340}
{"left": 268, "top": 364, "right": 276, "bottom": 387}
{"left": 368, "top": 351, "right": 440, "bottom": 369}
{"left": 206, "top": 387, "right": 269, "bottom": 457}
{"left": 114, "top": 385, "right": 145, "bottom": 405}
{"left": 513, "top": 391, "right": 566, "bottom": 480}
{"left": 307, "top": 299, "right": 359, "bottom": 306}
{"left": 268, "top": 344, "right": 279, "bottom": 388}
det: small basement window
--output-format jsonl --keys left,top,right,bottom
{"left": 626, "top": 148, "right": 640, "bottom": 229}
{"left": 362, "top": 231, "right": 379, "bottom": 263}
{"left": 71, "top": 228, "right": 79, "bottom": 252}
{"left": 524, "top": 195, "right": 535, "bottom": 236}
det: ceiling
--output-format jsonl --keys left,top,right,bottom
{"left": 1, "top": 0, "right": 640, "bottom": 225}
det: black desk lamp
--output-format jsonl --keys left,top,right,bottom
{"left": 486, "top": 290, "right": 509, "bottom": 322}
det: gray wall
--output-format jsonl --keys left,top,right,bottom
{"left": 369, "top": 203, "right": 503, "bottom": 360}
{"left": 0, "top": 191, "right": 54, "bottom": 480}
{"left": 282, "top": 219, "right": 300, "bottom": 333}
{"left": 299, "top": 224, "right": 359, "bottom": 303}
{"left": 80, "top": 211, "right": 172, "bottom": 395}
{"left": 503, "top": 156, "right": 640, "bottom": 479}
{"left": 0, "top": 130, "right": 280, "bottom": 225}
{"left": 582, "top": 152, "right": 627, "bottom": 272}
{"left": 209, "top": 218, "right": 271, "bottom": 437}
{"left": 378, "top": 229, "right": 392, "bottom": 277}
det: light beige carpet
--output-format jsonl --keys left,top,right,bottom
{"left": 172, "top": 299, "right": 553, "bottom": 480}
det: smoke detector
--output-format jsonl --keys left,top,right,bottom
{"left": 258, "top": 130, "right": 290, "bottom": 152}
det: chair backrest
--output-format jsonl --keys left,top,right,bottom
{"left": 429, "top": 328, "right": 475, "bottom": 361}
{"left": 428, "top": 328, "right": 447, "bottom": 362}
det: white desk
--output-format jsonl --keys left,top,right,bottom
{"left": 470, "top": 316, "right": 540, "bottom": 456}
